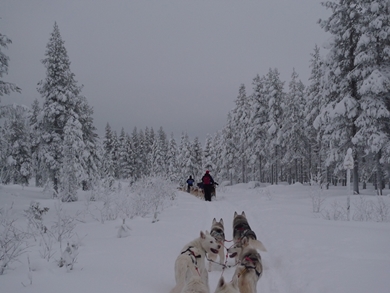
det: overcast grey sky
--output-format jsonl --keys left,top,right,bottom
{"left": 2, "top": 0, "right": 330, "bottom": 142}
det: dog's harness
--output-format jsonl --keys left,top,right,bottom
{"left": 181, "top": 246, "right": 202, "bottom": 276}
{"left": 237, "top": 256, "right": 262, "bottom": 278}
{"left": 181, "top": 246, "right": 201, "bottom": 266}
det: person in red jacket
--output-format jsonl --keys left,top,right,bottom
{"left": 201, "top": 170, "right": 217, "bottom": 201}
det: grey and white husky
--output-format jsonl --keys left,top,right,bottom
{"left": 208, "top": 218, "right": 226, "bottom": 272}
{"left": 170, "top": 231, "right": 221, "bottom": 293}
{"left": 232, "top": 245, "right": 263, "bottom": 293}
{"left": 228, "top": 211, "right": 266, "bottom": 264}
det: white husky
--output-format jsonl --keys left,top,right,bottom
{"left": 182, "top": 275, "right": 209, "bottom": 293}
{"left": 213, "top": 276, "right": 239, "bottom": 293}
{"left": 170, "top": 231, "right": 221, "bottom": 293}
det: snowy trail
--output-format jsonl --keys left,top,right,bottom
{"left": 174, "top": 187, "right": 306, "bottom": 293}
{"left": 2, "top": 183, "right": 390, "bottom": 293}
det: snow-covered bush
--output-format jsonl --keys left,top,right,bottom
{"left": 353, "top": 195, "right": 390, "bottom": 222}
{"left": 321, "top": 200, "right": 348, "bottom": 221}
{"left": 0, "top": 205, "right": 30, "bottom": 275}
{"left": 51, "top": 202, "right": 77, "bottom": 252}
{"left": 130, "top": 176, "right": 176, "bottom": 223}
{"left": 309, "top": 181, "right": 326, "bottom": 213}
{"left": 58, "top": 242, "right": 78, "bottom": 271}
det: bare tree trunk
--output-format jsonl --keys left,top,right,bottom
{"left": 353, "top": 148, "right": 359, "bottom": 194}
{"left": 376, "top": 150, "right": 383, "bottom": 195}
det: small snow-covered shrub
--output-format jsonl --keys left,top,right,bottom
{"left": 352, "top": 195, "right": 390, "bottom": 222}
{"left": 260, "top": 187, "right": 272, "bottom": 200}
{"left": 0, "top": 205, "right": 30, "bottom": 275}
{"left": 322, "top": 200, "right": 348, "bottom": 221}
{"left": 58, "top": 242, "right": 78, "bottom": 271}
{"left": 309, "top": 186, "right": 326, "bottom": 213}
{"left": 130, "top": 176, "right": 176, "bottom": 223}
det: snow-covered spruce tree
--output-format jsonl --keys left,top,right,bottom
{"left": 352, "top": 0, "right": 390, "bottom": 195}
{"left": 1, "top": 105, "right": 32, "bottom": 185}
{"left": 249, "top": 74, "right": 269, "bottom": 182}
{"left": 144, "top": 127, "right": 155, "bottom": 177}
{"left": 221, "top": 112, "right": 236, "bottom": 184}
{"left": 37, "top": 22, "right": 98, "bottom": 197}
{"left": 150, "top": 129, "right": 166, "bottom": 176}
{"left": 203, "top": 134, "right": 215, "bottom": 174}
{"left": 264, "top": 68, "right": 285, "bottom": 184}
{"left": 0, "top": 32, "right": 21, "bottom": 101}
{"left": 318, "top": 0, "right": 365, "bottom": 194}
{"left": 212, "top": 131, "right": 223, "bottom": 180}
{"left": 281, "top": 68, "right": 307, "bottom": 184}
{"left": 30, "top": 99, "right": 47, "bottom": 187}
{"left": 167, "top": 133, "right": 179, "bottom": 183}
{"left": 117, "top": 128, "right": 129, "bottom": 179}
{"left": 306, "top": 45, "right": 328, "bottom": 186}
{"left": 231, "top": 84, "right": 251, "bottom": 183}
{"left": 191, "top": 136, "right": 203, "bottom": 181}
{"left": 60, "top": 117, "right": 85, "bottom": 202}
{"left": 177, "top": 132, "right": 190, "bottom": 183}
{"left": 130, "top": 127, "right": 141, "bottom": 181}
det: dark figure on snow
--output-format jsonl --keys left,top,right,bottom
{"left": 202, "top": 170, "right": 217, "bottom": 201}
{"left": 186, "top": 175, "right": 194, "bottom": 193}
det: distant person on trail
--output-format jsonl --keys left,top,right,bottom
{"left": 201, "top": 170, "right": 218, "bottom": 201}
{"left": 186, "top": 175, "right": 194, "bottom": 193}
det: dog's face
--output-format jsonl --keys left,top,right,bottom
{"left": 200, "top": 230, "right": 221, "bottom": 255}
{"left": 211, "top": 218, "right": 225, "bottom": 243}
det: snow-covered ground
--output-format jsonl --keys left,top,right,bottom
{"left": 1, "top": 181, "right": 390, "bottom": 293}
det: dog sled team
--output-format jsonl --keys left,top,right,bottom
{"left": 185, "top": 171, "right": 219, "bottom": 201}
{"left": 170, "top": 211, "right": 266, "bottom": 293}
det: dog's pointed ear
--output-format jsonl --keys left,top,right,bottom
{"left": 217, "top": 276, "right": 226, "bottom": 288}
{"left": 205, "top": 230, "right": 210, "bottom": 235}
{"left": 234, "top": 211, "right": 238, "bottom": 218}
{"left": 220, "top": 218, "right": 224, "bottom": 225}
{"left": 242, "top": 211, "right": 246, "bottom": 218}
{"left": 249, "top": 239, "right": 267, "bottom": 252}
{"left": 200, "top": 231, "right": 206, "bottom": 239}
{"left": 212, "top": 218, "right": 216, "bottom": 224}
{"left": 241, "top": 236, "right": 249, "bottom": 247}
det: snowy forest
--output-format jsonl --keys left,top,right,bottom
{"left": 1, "top": 0, "right": 390, "bottom": 202}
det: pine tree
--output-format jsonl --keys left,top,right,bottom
{"left": 0, "top": 105, "right": 31, "bottom": 185}
{"left": 232, "top": 84, "right": 251, "bottom": 183}
{"left": 203, "top": 134, "right": 214, "bottom": 173}
{"left": 264, "top": 68, "right": 285, "bottom": 184}
{"left": 167, "top": 133, "right": 179, "bottom": 182}
{"left": 0, "top": 32, "right": 20, "bottom": 101}
{"left": 60, "top": 117, "right": 84, "bottom": 202}
{"left": 305, "top": 45, "right": 327, "bottom": 185}
{"left": 221, "top": 112, "right": 236, "bottom": 184}
{"left": 281, "top": 68, "right": 306, "bottom": 183}
{"left": 37, "top": 22, "right": 98, "bottom": 196}
{"left": 191, "top": 136, "right": 203, "bottom": 181}
{"left": 318, "top": 0, "right": 364, "bottom": 194}
{"left": 353, "top": 0, "right": 390, "bottom": 194}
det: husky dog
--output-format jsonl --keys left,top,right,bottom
{"left": 213, "top": 276, "right": 239, "bottom": 293}
{"left": 233, "top": 246, "right": 263, "bottom": 293}
{"left": 170, "top": 231, "right": 221, "bottom": 293}
{"left": 182, "top": 275, "right": 209, "bottom": 293}
{"left": 229, "top": 212, "right": 266, "bottom": 263}
{"left": 208, "top": 218, "right": 226, "bottom": 272}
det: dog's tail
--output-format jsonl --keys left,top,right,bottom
{"left": 249, "top": 238, "right": 267, "bottom": 252}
